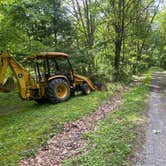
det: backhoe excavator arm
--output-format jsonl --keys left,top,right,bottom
{"left": 0, "top": 51, "right": 9, "bottom": 87}
{"left": 0, "top": 50, "right": 33, "bottom": 99}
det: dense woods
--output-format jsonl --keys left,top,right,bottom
{"left": 0, "top": 0, "right": 165, "bottom": 82}
{"left": 0, "top": 1, "right": 166, "bottom": 165}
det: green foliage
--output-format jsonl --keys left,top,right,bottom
{"left": 64, "top": 71, "right": 152, "bottom": 166}
{"left": 0, "top": 0, "right": 74, "bottom": 54}
{"left": 118, "top": 65, "right": 133, "bottom": 83}
{"left": 0, "top": 0, "right": 165, "bottom": 80}
{"left": 154, "top": 7, "right": 166, "bottom": 69}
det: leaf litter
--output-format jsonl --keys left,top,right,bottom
{"left": 20, "top": 90, "right": 124, "bottom": 166}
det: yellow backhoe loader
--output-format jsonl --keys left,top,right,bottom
{"left": 0, "top": 50, "right": 95, "bottom": 103}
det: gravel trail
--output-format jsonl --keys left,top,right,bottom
{"left": 136, "top": 71, "right": 166, "bottom": 166}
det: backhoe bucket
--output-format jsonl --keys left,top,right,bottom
{"left": 0, "top": 76, "right": 15, "bottom": 93}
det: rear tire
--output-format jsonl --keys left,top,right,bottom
{"left": 47, "top": 78, "right": 71, "bottom": 103}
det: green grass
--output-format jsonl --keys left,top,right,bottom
{"left": 0, "top": 83, "right": 122, "bottom": 166}
{"left": 64, "top": 72, "right": 151, "bottom": 166}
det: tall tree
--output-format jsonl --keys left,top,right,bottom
{"left": 0, "top": 0, "right": 73, "bottom": 54}
{"left": 67, "top": 0, "right": 98, "bottom": 72}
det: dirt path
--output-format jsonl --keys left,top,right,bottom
{"left": 20, "top": 90, "right": 123, "bottom": 166}
{"left": 136, "top": 71, "right": 166, "bottom": 166}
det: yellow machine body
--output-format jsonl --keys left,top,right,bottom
{"left": 0, "top": 51, "right": 95, "bottom": 103}
{"left": 0, "top": 51, "right": 34, "bottom": 99}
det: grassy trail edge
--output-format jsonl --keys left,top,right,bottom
{"left": 64, "top": 72, "right": 151, "bottom": 166}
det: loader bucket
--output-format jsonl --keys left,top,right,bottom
{"left": 0, "top": 76, "right": 15, "bottom": 93}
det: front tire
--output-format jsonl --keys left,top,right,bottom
{"left": 47, "top": 78, "right": 71, "bottom": 103}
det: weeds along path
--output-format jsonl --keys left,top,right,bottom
{"left": 20, "top": 89, "right": 124, "bottom": 166}
{"left": 136, "top": 71, "right": 166, "bottom": 166}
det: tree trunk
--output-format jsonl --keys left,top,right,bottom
{"left": 114, "top": 37, "right": 122, "bottom": 81}
{"left": 113, "top": 0, "right": 124, "bottom": 81}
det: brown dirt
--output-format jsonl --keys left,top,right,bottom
{"left": 20, "top": 90, "right": 124, "bottom": 166}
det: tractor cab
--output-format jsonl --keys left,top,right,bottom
{"left": 28, "top": 52, "right": 74, "bottom": 84}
